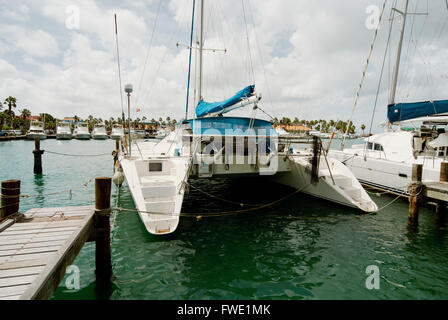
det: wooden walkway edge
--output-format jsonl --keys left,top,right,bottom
{"left": 0, "top": 178, "right": 112, "bottom": 300}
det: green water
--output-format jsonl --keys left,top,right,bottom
{"left": 1, "top": 139, "right": 447, "bottom": 300}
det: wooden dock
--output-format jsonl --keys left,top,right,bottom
{"left": 0, "top": 178, "right": 112, "bottom": 300}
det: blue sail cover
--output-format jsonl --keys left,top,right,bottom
{"left": 195, "top": 85, "right": 255, "bottom": 118}
{"left": 388, "top": 100, "right": 448, "bottom": 123}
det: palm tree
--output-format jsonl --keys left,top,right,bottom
{"left": 3, "top": 96, "right": 17, "bottom": 127}
{"left": 361, "top": 124, "right": 366, "bottom": 135}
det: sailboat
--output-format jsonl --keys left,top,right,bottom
{"left": 329, "top": 0, "right": 448, "bottom": 195}
{"left": 119, "top": 0, "right": 377, "bottom": 235}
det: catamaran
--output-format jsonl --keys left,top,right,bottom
{"left": 92, "top": 123, "right": 108, "bottom": 140}
{"left": 329, "top": 0, "right": 448, "bottom": 195}
{"left": 56, "top": 122, "right": 72, "bottom": 140}
{"left": 26, "top": 120, "right": 47, "bottom": 140}
{"left": 118, "top": 0, "right": 377, "bottom": 235}
{"left": 73, "top": 122, "right": 91, "bottom": 140}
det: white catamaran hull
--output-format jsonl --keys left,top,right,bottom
{"left": 120, "top": 134, "right": 378, "bottom": 235}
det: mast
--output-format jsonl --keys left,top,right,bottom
{"left": 389, "top": 0, "right": 409, "bottom": 106}
{"left": 197, "top": 0, "right": 204, "bottom": 104}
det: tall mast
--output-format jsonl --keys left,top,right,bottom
{"left": 197, "top": 0, "right": 204, "bottom": 104}
{"left": 389, "top": 0, "right": 409, "bottom": 106}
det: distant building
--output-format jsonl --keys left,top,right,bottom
{"left": 62, "top": 117, "right": 78, "bottom": 124}
{"left": 275, "top": 124, "right": 312, "bottom": 133}
{"left": 143, "top": 122, "right": 158, "bottom": 130}
{"left": 26, "top": 115, "right": 40, "bottom": 121}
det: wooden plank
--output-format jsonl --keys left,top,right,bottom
{"left": 0, "top": 246, "right": 60, "bottom": 257}
{"left": 0, "top": 235, "right": 70, "bottom": 246}
{"left": 0, "top": 274, "right": 37, "bottom": 287}
{"left": 0, "top": 284, "right": 28, "bottom": 298}
{"left": 0, "top": 219, "right": 14, "bottom": 233}
{"left": 20, "top": 209, "right": 94, "bottom": 300}
{"left": 0, "top": 259, "right": 46, "bottom": 271}
{"left": 0, "top": 230, "right": 75, "bottom": 241}
{"left": 1, "top": 227, "right": 79, "bottom": 236}
{"left": 9, "top": 220, "right": 83, "bottom": 231}
{"left": 0, "top": 252, "right": 55, "bottom": 264}
{"left": 0, "top": 266, "right": 45, "bottom": 279}
{"left": 0, "top": 240, "right": 65, "bottom": 251}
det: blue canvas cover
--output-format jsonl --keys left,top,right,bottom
{"left": 195, "top": 85, "right": 255, "bottom": 118}
{"left": 388, "top": 100, "right": 448, "bottom": 123}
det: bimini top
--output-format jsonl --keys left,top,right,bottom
{"left": 388, "top": 99, "right": 448, "bottom": 123}
{"left": 196, "top": 85, "right": 255, "bottom": 118}
{"left": 189, "top": 117, "right": 276, "bottom": 136}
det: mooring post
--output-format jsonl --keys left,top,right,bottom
{"left": 0, "top": 180, "right": 20, "bottom": 218}
{"left": 94, "top": 177, "right": 112, "bottom": 285}
{"left": 33, "top": 139, "right": 44, "bottom": 174}
{"left": 408, "top": 163, "right": 423, "bottom": 226}
{"left": 436, "top": 162, "right": 448, "bottom": 223}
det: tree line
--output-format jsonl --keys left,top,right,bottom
{"left": 273, "top": 117, "right": 367, "bottom": 135}
{"left": 0, "top": 96, "right": 177, "bottom": 133}
{"left": 2, "top": 96, "right": 368, "bottom": 135}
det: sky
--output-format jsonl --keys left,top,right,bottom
{"left": 0, "top": 0, "right": 447, "bottom": 133}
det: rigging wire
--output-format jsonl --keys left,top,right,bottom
{"left": 367, "top": 9, "right": 395, "bottom": 138}
{"left": 341, "top": 0, "right": 387, "bottom": 150}
{"left": 114, "top": 14, "right": 125, "bottom": 119}
{"left": 247, "top": 0, "right": 274, "bottom": 112}
{"left": 185, "top": 0, "right": 196, "bottom": 120}
{"left": 134, "top": 0, "right": 163, "bottom": 113}
{"left": 241, "top": 0, "right": 256, "bottom": 86}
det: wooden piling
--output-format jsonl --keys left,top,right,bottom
{"left": 440, "top": 162, "right": 448, "bottom": 182}
{"left": 0, "top": 180, "right": 20, "bottom": 218}
{"left": 33, "top": 139, "right": 44, "bottom": 174}
{"left": 436, "top": 162, "right": 448, "bottom": 223}
{"left": 94, "top": 177, "right": 112, "bottom": 284}
{"left": 408, "top": 164, "right": 423, "bottom": 225}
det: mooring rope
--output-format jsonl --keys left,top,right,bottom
{"left": 114, "top": 182, "right": 312, "bottom": 219}
{"left": 44, "top": 150, "right": 111, "bottom": 157}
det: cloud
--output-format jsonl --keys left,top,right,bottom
{"left": 0, "top": 0, "right": 447, "bottom": 133}
{"left": 0, "top": 25, "right": 59, "bottom": 58}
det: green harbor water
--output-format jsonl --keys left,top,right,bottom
{"left": 1, "top": 139, "right": 447, "bottom": 300}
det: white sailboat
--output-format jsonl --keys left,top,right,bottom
{"left": 329, "top": 0, "right": 448, "bottom": 195}
{"left": 92, "top": 123, "right": 108, "bottom": 140}
{"left": 73, "top": 122, "right": 91, "bottom": 140}
{"left": 56, "top": 122, "right": 72, "bottom": 140}
{"left": 119, "top": 0, "right": 377, "bottom": 235}
{"left": 26, "top": 120, "right": 47, "bottom": 140}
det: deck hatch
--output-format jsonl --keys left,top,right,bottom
{"left": 149, "top": 162, "right": 163, "bottom": 172}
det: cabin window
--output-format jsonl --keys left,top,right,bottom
{"left": 149, "top": 163, "right": 162, "bottom": 172}
{"left": 374, "top": 143, "right": 384, "bottom": 151}
{"left": 367, "top": 142, "right": 373, "bottom": 150}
